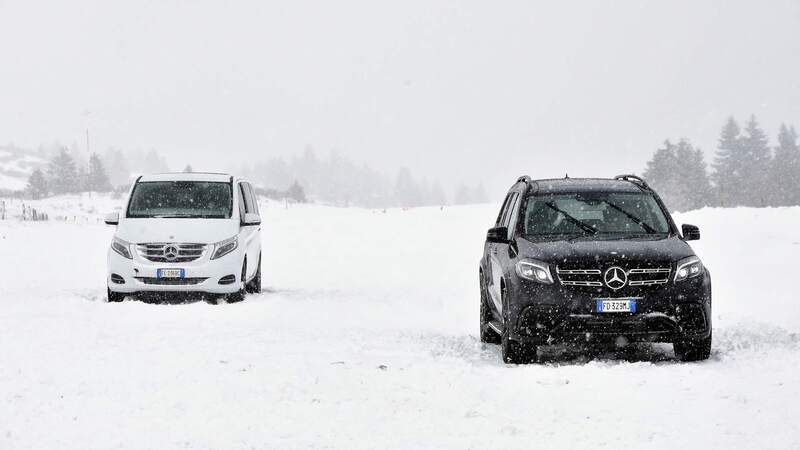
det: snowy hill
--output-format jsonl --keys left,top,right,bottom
{"left": 1, "top": 197, "right": 799, "bottom": 449}
{"left": 0, "top": 146, "right": 47, "bottom": 191}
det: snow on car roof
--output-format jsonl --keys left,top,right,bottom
{"left": 137, "top": 172, "right": 234, "bottom": 183}
{"left": 532, "top": 178, "right": 645, "bottom": 194}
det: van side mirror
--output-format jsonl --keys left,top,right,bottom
{"left": 682, "top": 224, "right": 700, "bottom": 241}
{"left": 243, "top": 213, "right": 261, "bottom": 226}
{"left": 486, "top": 226, "right": 509, "bottom": 243}
{"left": 105, "top": 212, "right": 119, "bottom": 225}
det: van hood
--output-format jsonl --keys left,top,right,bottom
{"left": 115, "top": 218, "right": 239, "bottom": 244}
{"left": 517, "top": 235, "right": 695, "bottom": 265}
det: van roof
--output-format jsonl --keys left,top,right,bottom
{"left": 137, "top": 172, "right": 234, "bottom": 183}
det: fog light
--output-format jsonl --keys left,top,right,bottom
{"left": 218, "top": 274, "right": 236, "bottom": 285}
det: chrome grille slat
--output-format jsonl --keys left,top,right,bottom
{"left": 560, "top": 280, "right": 603, "bottom": 287}
{"left": 136, "top": 243, "right": 208, "bottom": 263}
{"left": 556, "top": 268, "right": 601, "bottom": 275}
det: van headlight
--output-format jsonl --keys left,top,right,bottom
{"left": 111, "top": 237, "right": 133, "bottom": 259}
{"left": 675, "top": 256, "right": 703, "bottom": 282}
{"left": 515, "top": 259, "right": 554, "bottom": 284}
{"left": 211, "top": 236, "right": 238, "bottom": 260}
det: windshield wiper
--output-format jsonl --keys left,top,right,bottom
{"left": 151, "top": 214, "right": 195, "bottom": 218}
{"left": 544, "top": 202, "right": 597, "bottom": 235}
{"left": 599, "top": 201, "right": 658, "bottom": 234}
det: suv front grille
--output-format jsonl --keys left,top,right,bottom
{"left": 136, "top": 243, "right": 208, "bottom": 262}
{"left": 556, "top": 265, "right": 671, "bottom": 288}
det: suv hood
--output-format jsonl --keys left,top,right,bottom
{"left": 115, "top": 218, "right": 239, "bottom": 244}
{"left": 517, "top": 235, "right": 695, "bottom": 265}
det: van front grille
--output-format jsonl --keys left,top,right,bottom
{"left": 136, "top": 243, "right": 207, "bottom": 262}
{"left": 135, "top": 277, "right": 208, "bottom": 285}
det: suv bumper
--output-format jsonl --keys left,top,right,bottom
{"left": 506, "top": 271, "right": 712, "bottom": 344}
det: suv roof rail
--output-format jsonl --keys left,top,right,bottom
{"left": 614, "top": 174, "right": 650, "bottom": 190}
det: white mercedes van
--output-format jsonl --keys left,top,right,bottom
{"left": 105, "top": 172, "right": 262, "bottom": 302}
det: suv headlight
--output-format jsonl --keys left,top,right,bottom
{"left": 515, "top": 259, "right": 554, "bottom": 284}
{"left": 675, "top": 256, "right": 703, "bottom": 282}
{"left": 211, "top": 236, "right": 238, "bottom": 260}
{"left": 111, "top": 237, "right": 133, "bottom": 259}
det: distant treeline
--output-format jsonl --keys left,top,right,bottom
{"left": 643, "top": 115, "right": 800, "bottom": 211}
{"left": 238, "top": 148, "right": 488, "bottom": 208}
{"left": 16, "top": 144, "right": 488, "bottom": 208}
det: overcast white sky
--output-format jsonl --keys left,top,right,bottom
{"left": 1, "top": 0, "right": 799, "bottom": 195}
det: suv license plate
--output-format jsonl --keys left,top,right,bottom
{"left": 157, "top": 268, "right": 185, "bottom": 279}
{"left": 596, "top": 299, "right": 636, "bottom": 313}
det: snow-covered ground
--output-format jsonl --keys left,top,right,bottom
{"left": 1, "top": 196, "right": 799, "bottom": 449}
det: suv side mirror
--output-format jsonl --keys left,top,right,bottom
{"left": 104, "top": 212, "right": 119, "bottom": 225}
{"left": 682, "top": 224, "right": 700, "bottom": 241}
{"left": 486, "top": 226, "right": 509, "bottom": 243}
{"left": 243, "top": 213, "right": 261, "bottom": 226}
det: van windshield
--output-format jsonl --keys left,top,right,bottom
{"left": 126, "top": 181, "right": 232, "bottom": 219}
{"left": 522, "top": 192, "right": 670, "bottom": 238}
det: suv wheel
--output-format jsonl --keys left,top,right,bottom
{"left": 107, "top": 288, "right": 125, "bottom": 303}
{"left": 479, "top": 272, "right": 501, "bottom": 344}
{"left": 246, "top": 253, "right": 261, "bottom": 294}
{"left": 673, "top": 332, "right": 712, "bottom": 361}
{"left": 500, "top": 285, "right": 536, "bottom": 364}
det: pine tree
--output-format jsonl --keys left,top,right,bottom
{"left": 286, "top": 180, "right": 307, "bottom": 203}
{"left": 771, "top": 124, "right": 800, "bottom": 206}
{"left": 453, "top": 184, "right": 471, "bottom": 205}
{"left": 102, "top": 149, "right": 131, "bottom": 187}
{"left": 712, "top": 117, "right": 744, "bottom": 206}
{"left": 739, "top": 115, "right": 772, "bottom": 206}
{"left": 394, "top": 167, "right": 421, "bottom": 207}
{"left": 644, "top": 139, "right": 711, "bottom": 212}
{"left": 644, "top": 140, "right": 680, "bottom": 206}
{"left": 87, "top": 153, "right": 112, "bottom": 192}
{"left": 47, "top": 147, "right": 79, "bottom": 194}
{"left": 26, "top": 169, "right": 48, "bottom": 199}
{"left": 429, "top": 181, "right": 447, "bottom": 206}
{"left": 674, "top": 140, "right": 712, "bottom": 211}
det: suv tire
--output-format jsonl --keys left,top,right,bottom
{"left": 674, "top": 332, "right": 712, "bottom": 361}
{"left": 107, "top": 288, "right": 125, "bottom": 303}
{"left": 500, "top": 286, "right": 536, "bottom": 364}
{"left": 479, "top": 272, "right": 501, "bottom": 344}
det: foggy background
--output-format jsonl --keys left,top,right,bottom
{"left": 1, "top": 0, "right": 799, "bottom": 199}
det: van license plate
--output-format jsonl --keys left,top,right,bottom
{"left": 157, "top": 268, "right": 185, "bottom": 279}
{"left": 596, "top": 299, "right": 636, "bottom": 313}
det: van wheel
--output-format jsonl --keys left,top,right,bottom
{"left": 107, "top": 288, "right": 125, "bottom": 303}
{"left": 246, "top": 253, "right": 261, "bottom": 294}
{"left": 227, "top": 261, "right": 247, "bottom": 303}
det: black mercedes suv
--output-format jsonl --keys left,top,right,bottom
{"left": 479, "top": 175, "right": 711, "bottom": 364}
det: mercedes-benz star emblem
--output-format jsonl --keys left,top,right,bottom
{"left": 163, "top": 245, "right": 179, "bottom": 261}
{"left": 604, "top": 266, "right": 627, "bottom": 290}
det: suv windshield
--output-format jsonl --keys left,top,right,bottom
{"left": 522, "top": 192, "right": 670, "bottom": 238}
{"left": 126, "top": 181, "right": 232, "bottom": 219}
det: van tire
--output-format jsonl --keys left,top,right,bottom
{"left": 227, "top": 261, "right": 247, "bottom": 303}
{"left": 246, "top": 253, "right": 261, "bottom": 294}
{"left": 107, "top": 288, "right": 125, "bottom": 303}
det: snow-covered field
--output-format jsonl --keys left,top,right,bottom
{"left": 1, "top": 196, "right": 799, "bottom": 449}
